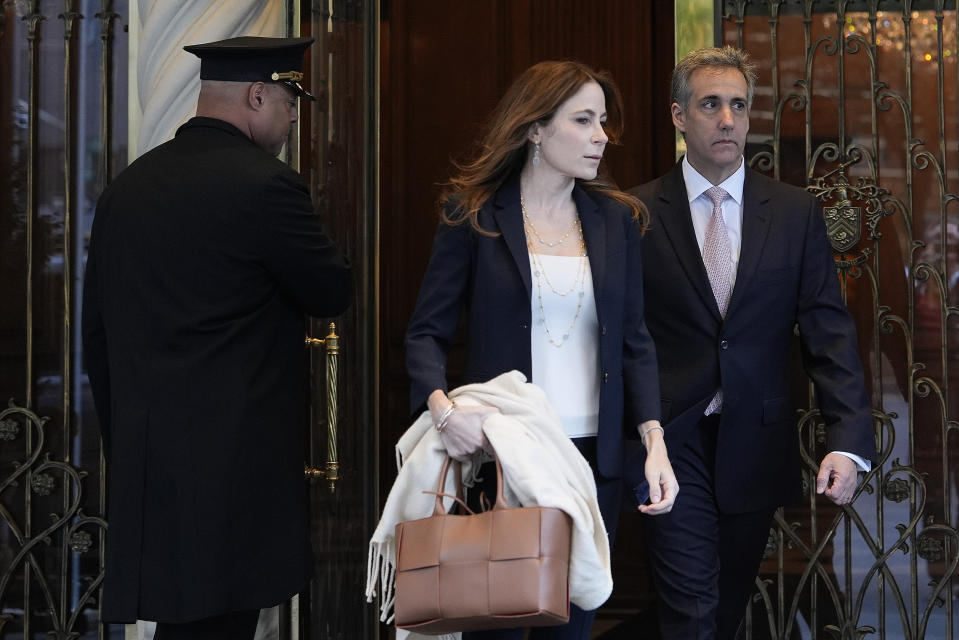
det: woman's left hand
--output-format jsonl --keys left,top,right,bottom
{"left": 637, "top": 425, "right": 678, "bottom": 515}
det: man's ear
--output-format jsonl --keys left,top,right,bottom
{"left": 670, "top": 102, "right": 686, "bottom": 133}
{"left": 249, "top": 82, "right": 267, "bottom": 110}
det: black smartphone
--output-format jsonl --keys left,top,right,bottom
{"left": 633, "top": 479, "right": 651, "bottom": 506}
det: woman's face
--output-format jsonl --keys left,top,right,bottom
{"left": 532, "top": 81, "right": 609, "bottom": 181}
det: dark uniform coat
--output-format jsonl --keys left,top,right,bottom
{"left": 404, "top": 177, "right": 660, "bottom": 480}
{"left": 82, "top": 117, "right": 351, "bottom": 623}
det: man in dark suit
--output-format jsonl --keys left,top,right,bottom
{"left": 82, "top": 37, "right": 351, "bottom": 640}
{"left": 628, "top": 46, "right": 875, "bottom": 639}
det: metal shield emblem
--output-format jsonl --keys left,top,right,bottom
{"left": 823, "top": 196, "right": 861, "bottom": 253}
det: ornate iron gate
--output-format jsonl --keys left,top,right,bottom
{"left": 723, "top": 1, "right": 959, "bottom": 638}
{"left": 0, "top": 0, "right": 124, "bottom": 638}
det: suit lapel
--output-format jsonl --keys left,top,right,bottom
{"left": 574, "top": 186, "right": 606, "bottom": 306}
{"left": 493, "top": 178, "right": 532, "bottom": 297}
{"left": 655, "top": 163, "right": 723, "bottom": 322}
{"left": 726, "top": 169, "right": 772, "bottom": 316}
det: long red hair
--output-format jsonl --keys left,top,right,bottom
{"left": 440, "top": 60, "right": 648, "bottom": 233}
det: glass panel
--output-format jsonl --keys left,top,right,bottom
{"left": 724, "top": 2, "right": 959, "bottom": 638}
{"left": 0, "top": 0, "right": 127, "bottom": 637}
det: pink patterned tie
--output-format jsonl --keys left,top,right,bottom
{"left": 703, "top": 186, "right": 731, "bottom": 415}
{"left": 703, "top": 186, "right": 733, "bottom": 316}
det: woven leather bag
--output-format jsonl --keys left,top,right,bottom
{"left": 394, "top": 455, "right": 572, "bottom": 634}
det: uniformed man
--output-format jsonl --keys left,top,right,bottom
{"left": 82, "top": 36, "right": 351, "bottom": 640}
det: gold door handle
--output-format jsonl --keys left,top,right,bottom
{"left": 305, "top": 322, "right": 339, "bottom": 492}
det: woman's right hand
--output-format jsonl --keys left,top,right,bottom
{"left": 428, "top": 390, "right": 497, "bottom": 460}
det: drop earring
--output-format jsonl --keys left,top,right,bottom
{"left": 533, "top": 142, "right": 541, "bottom": 166}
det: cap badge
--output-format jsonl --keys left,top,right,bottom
{"left": 271, "top": 71, "right": 304, "bottom": 82}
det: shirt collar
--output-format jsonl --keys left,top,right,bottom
{"left": 681, "top": 155, "right": 746, "bottom": 206}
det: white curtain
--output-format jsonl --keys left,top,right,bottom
{"left": 129, "top": 0, "right": 287, "bottom": 159}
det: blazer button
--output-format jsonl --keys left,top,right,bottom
{"left": 601, "top": 325, "right": 607, "bottom": 335}
{"left": 720, "top": 340, "right": 729, "bottom": 350}
{"left": 521, "top": 323, "right": 529, "bottom": 329}
{"left": 603, "top": 372, "right": 609, "bottom": 383}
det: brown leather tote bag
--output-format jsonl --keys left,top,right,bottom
{"left": 394, "top": 455, "right": 572, "bottom": 634}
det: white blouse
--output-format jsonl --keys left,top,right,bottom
{"left": 528, "top": 254, "right": 600, "bottom": 438}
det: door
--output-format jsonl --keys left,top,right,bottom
{"left": 0, "top": 0, "right": 381, "bottom": 637}
{"left": 724, "top": 2, "right": 959, "bottom": 637}
{"left": 298, "top": 2, "right": 380, "bottom": 639}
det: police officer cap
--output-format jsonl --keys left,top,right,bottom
{"left": 184, "top": 36, "right": 316, "bottom": 100}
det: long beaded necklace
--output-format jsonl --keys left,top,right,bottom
{"left": 522, "top": 198, "right": 589, "bottom": 348}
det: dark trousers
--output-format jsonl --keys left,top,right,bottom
{"left": 462, "top": 437, "right": 622, "bottom": 640}
{"left": 642, "top": 414, "right": 776, "bottom": 640}
{"left": 153, "top": 610, "right": 260, "bottom": 640}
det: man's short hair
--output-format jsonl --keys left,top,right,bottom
{"left": 671, "top": 46, "right": 757, "bottom": 110}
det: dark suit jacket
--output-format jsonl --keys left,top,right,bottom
{"left": 630, "top": 161, "right": 875, "bottom": 513}
{"left": 405, "top": 176, "right": 660, "bottom": 478}
{"left": 82, "top": 117, "right": 351, "bottom": 622}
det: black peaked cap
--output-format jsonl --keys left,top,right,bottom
{"left": 184, "top": 36, "right": 315, "bottom": 100}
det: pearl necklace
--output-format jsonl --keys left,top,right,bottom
{"left": 523, "top": 203, "right": 588, "bottom": 348}
{"left": 521, "top": 197, "right": 580, "bottom": 247}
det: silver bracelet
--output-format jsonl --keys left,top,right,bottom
{"left": 435, "top": 400, "right": 457, "bottom": 432}
{"left": 641, "top": 425, "right": 664, "bottom": 448}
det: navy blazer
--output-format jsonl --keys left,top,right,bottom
{"left": 405, "top": 177, "right": 660, "bottom": 478}
{"left": 631, "top": 161, "right": 876, "bottom": 513}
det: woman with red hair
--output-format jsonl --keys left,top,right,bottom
{"left": 405, "top": 60, "right": 677, "bottom": 639}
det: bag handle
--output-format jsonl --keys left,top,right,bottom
{"left": 426, "top": 455, "right": 515, "bottom": 515}
{"left": 492, "top": 456, "right": 511, "bottom": 510}
{"left": 423, "top": 490, "right": 475, "bottom": 515}
{"left": 427, "top": 456, "right": 473, "bottom": 515}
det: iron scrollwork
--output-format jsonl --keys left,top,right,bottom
{"left": 0, "top": 400, "right": 106, "bottom": 639}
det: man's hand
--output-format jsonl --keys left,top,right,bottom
{"left": 816, "top": 453, "right": 859, "bottom": 505}
{"left": 638, "top": 427, "right": 678, "bottom": 515}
